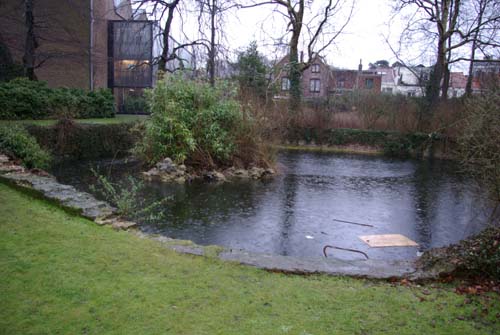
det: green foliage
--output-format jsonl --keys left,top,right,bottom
{"left": 289, "top": 127, "right": 431, "bottom": 158}
{"left": 135, "top": 74, "right": 246, "bottom": 166}
{"left": 90, "top": 170, "right": 169, "bottom": 221}
{"left": 236, "top": 41, "right": 268, "bottom": 100}
{"left": 0, "top": 78, "right": 115, "bottom": 120}
{"left": 122, "top": 95, "right": 148, "bottom": 114}
{"left": 420, "top": 227, "right": 500, "bottom": 280}
{"left": 27, "top": 123, "right": 139, "bottom": 160}
{"left": 0, "top": 125, "right": 51, "bottom": 169}
{"left": 458, "top": 87, "right": 500, "bottom": 205}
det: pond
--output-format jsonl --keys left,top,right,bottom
{"left": 52, "top": 151, "right": 492, "bottom": 261}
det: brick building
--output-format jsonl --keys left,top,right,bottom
{"left": 330, "top": 62, "right": 382, "bottom": 94}
{"left": 275, "top": 56, "right": 381, "bottom": 99}
{"left": 0, "top": 0, "right": 153, "bottom": 100}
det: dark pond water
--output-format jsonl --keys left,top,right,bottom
{"left": 52, "top": 151, "right": 492, "bottom": 261}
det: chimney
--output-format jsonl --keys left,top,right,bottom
{"left": 300, "top": 51, "right": 304, "bottom": 63}
{"left": 358, "top": 59, "right": 363, "bottom": 72}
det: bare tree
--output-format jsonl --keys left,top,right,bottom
{"left": 239, "top": 0, "right": 355, "bottom": 113}
{"left": 396, "top": 0, "right": 463, "bottom": 106}
{"left": 23, "top": 0, "right": 38, "bottom": 80}
{"left": 194, "top": 0, "right": 235, "bottom": 86}
{"left": 463, "top": 0, "right": 500, "bottom": 95}
{"left": 394, "top": 0, "right": 499, "bottom": 105}
{"left": 132, "top": 0, "right": 210, "bottom": 74}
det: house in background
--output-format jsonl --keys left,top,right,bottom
{"left": 0, "top": 0, "right": 154, "bottom": 108}
{"left": 274, "top": 54, "right": 332, "bottom": 99}
{"left": 274, "top": 56, "right": 381, "bottom": 99}
{"left": 471, "top": 58, "right": 500, "bottom": 93}
{"left": 391, "top": 64, "right": 432, "bottom": 97}
{"left": 331, "top": 61, "right": 382, "bottom": 94}
{"left": 373, "top": 67, "right": 397, "bottom": 94}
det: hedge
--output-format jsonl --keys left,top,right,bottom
{"left": 26, "top": 122, "right": 139, "bottom": 160}
{"left": 288, "top": 127, "right": 436, "bottom": 158}
{"left": 0, "top": 78, "right": 115, "bottom": 120}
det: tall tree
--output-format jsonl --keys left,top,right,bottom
{"left": 23, "top": 0, "right": 38, "bottom": 80}
{"left": 394, "top": 0, "right": 499, "bottom": 104}
{"left": 240, "top": 0, "right": 355, "bottom": 113}
{"left": 195, "top": 0, "right": 233, "bottom": 86}
{"left": 132, "top": 0, "right": 182, "bottom": 72}
{"left": 463, "top": 0, "right": 500, "bottom": 95}
{"left": 236, "top": 41, "right": 268, "bottom": 100}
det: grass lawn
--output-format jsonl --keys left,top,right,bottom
{"left": 0, "top": 183, "right": 499, "bottom": 335}
{"left": 0, "top": 114, "right": 147, "bottom": 127}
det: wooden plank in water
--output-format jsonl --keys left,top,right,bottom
{"left": 359, "top": 234, "right": 418, "bottom": 247}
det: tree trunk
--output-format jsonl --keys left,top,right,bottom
{"left": 442, "top": 65, "right": 450, "bottom": 99}
{"left": 465, "top": 0, "right": 485, "bottom": 96}
{"left": 23, "top": 0, "right": 37, "bottom": 80}
{"left": 207, "top": 0, "right": 216, "bottom": 87}
{"left": 288, "top": 31, "right": 301, "bottom": 114}
{"left": 465, "top": 40, "right": 477, "bottom": 96}
{"left": 158, "top": 1, "right": 180, "bottom": 72}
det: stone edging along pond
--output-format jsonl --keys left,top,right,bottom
{"left": 0, "top": 154, "right": 446, "bottom": 281}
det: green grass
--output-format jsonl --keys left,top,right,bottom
{"left": 0, "top": 183, "right": 499, "bottom": 334}
{"left": 0, "top": 114, "right": 147, "bottom": 126}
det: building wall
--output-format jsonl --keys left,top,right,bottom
{"left": 331, "top": 70, "right": 382, "bottom": 94}
{"left": 92, "top": 0, "right": 133, "bottom": 89}
{"left": 0, "top": 0, "right": 133, "bottom": 90}
{"left": 300, "top": 60, "right": 331, "bottom": 98}
{"left": 0, "top": 0, "right": 90, "bottom": 88}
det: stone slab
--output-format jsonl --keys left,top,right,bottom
{"left": 0, "top": 171, "right": 115, "bottom": 220}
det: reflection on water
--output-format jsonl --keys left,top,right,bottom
{"left": 52, "top": 151, "right": 491, "bottom": 260}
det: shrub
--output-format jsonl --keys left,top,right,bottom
{"left": 457, "top": 86, "right": 500, "bottom": 214}
{"left": 287, "top": 127, "right": 431, "bottom": 158}
{"left": 135, "top": 74, "right": 266, "bottom": 168}
{"left": 419, "top": 227, "right": 500, "bottom": 280}
{"left": 90, "top": 170, "right": 169, "bottom": 221}
{"left": 27, "top": 123, "right": 139, "bottom": 160}
{"left": 0, "top": 125, "right": 51, "bottom": 169}
{"left": 122, "top": 95, "right": 148, "bottom": 114}
{"left": 0, "top": 78, "right": 115, "bottom": 120}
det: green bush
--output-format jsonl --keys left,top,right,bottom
{"left": 457, "top": 87, "right": 500, "bottom": 207}
{"left": 288, "top": 127, "right": 431, "bottom": 158}
{"left": 419, "top": 227, "right": 500, "bottom": 280}
{"left": 0, "top": 125, "right": 51, "bottom": 169}
{"left": 0, "top": 78, "right": 115, "bottom": 120}
{"left": 27, "top": 123, "right": 138, "bottom": 160}
{"left": 122, "top": 95, "right": 148, "bottom": 114}
{"left": 135, "top": 74, "right": 246, "bottom": 166}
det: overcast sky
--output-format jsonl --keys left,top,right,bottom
{"left": 163, "top": 0, "right": 476, "bottom": 71}
{"left": 222, "top": 0, "right": 400, "bottom": 69}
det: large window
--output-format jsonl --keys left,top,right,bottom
{"left": 311, "top": 64, "right": 320, "bottom": 73}
{"left": 281, "top": 77, "right": 290, "bottom": 91}
{"left": 109, "top": 21, "right": 153, "bottom": 88}
{"left": 310, "top": 79, "right": 321, "bottom": 92}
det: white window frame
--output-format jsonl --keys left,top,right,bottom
{"left": 311, "top": 64, "right": 320, "bottom": 73}
{"left": 310, "top": 79, "right": 321, "bottom": 93}
{"left": 281, "top": 77, "right": 290, "bottom": 91}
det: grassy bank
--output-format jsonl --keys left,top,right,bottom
{"left": 1, "top": 183, "right": 499, "bottom": 334}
